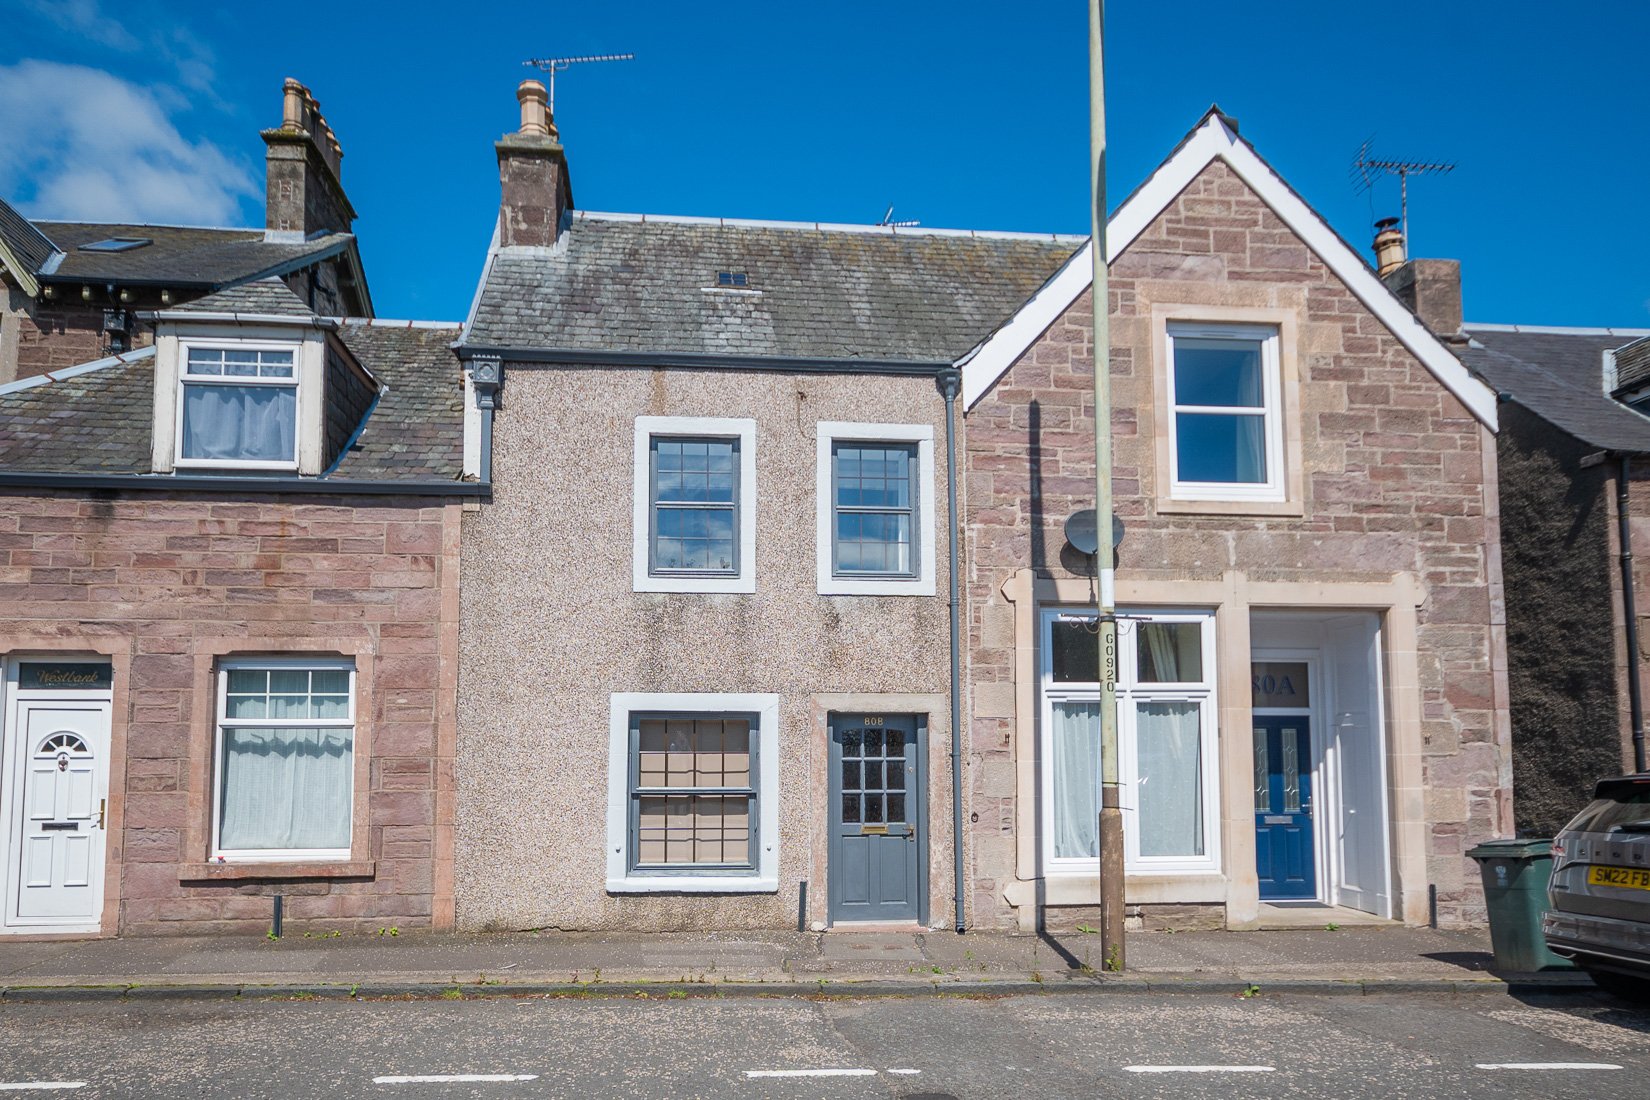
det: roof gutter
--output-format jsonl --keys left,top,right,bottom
{"left": 456, "top": 344, "right": 951, "bottom": 377}
{"left": 138, "top": 310, "right": 339, "bottom": 329}
{"left": 0, "top": 471, "right": 487, "bottom": 497}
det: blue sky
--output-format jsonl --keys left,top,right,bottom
{"left": 3, "top": 0, "right": 1645, "bottom": 326}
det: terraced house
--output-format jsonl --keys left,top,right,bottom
{"left": 0, "top": 83, "right": 476, "bottom": 937}
{"left": 455, "top": 87, "right": 1510, "bottom": 934}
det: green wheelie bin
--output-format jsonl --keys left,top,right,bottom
{"left": 1466, "top": 838, "right": 1575, "bottom": 972}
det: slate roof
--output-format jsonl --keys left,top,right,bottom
{"left": 31, "top": 221, "right": 352, "bottom": 288}
{"left": 0, "top": 322, "right": 466, "bottom": 483}
{"left": 330, "top": 322, "right": 465, "bottom": 480}
{"left": 168, "top": 277, "right": 318, "bottom": 317}
{"left": 465, "top": 212, "right": 1083, "bottom": 363}
{"left": 1461, "top": 325, "right": 1650, "bottom": 452}
{"left": 0, "top": 195, "right": 58, "bottom": 278}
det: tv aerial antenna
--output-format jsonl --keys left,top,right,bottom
{"left": 1350, "top": 137, "right": 1455, "bottom": 247}
{"left": 877, "top": 205, "right": 920, "bottom": 229}
{"left": 523, "top": 52, "right": 635, "bottom": 117}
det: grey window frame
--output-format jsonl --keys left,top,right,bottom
{"left": 647, "top": 435, "right": 741, "bottom": 578}
{"left": 626, "top": 710, "right": 760, "bottom": 877}
{"left": 830, "top": 439, "right": 919, "bottom": 579}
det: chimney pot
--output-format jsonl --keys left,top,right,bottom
{"left": 281, "top": 78, "right": 307, "bottom": 133}
{"left": 517, "top": 80, "right": 554, "bottom": 138}
{"left": 1372, "top": 217, "right": 1406, "bottom": 277}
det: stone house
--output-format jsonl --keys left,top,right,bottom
{"left": 0, "top": 83, "right": 479, "bottom": 938}
{"left": 959, "top": 109, "right": 1510, "bottom": 930}
{"left": 1454, "top": 322, "right": 1650, "bottom": 836}
{"left": 454, "top": 89, "right": 1512, "bottom": 932}
{"left": 0, "top": 79, "right": 370, "bottom": 387}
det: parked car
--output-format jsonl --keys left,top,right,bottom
{"left": 1545, "top": 774, "right": 1650, "bottom": 999}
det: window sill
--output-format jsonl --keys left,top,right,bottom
{"left": 819, "top": 576, "right": 935, "bottom": 597}
{"left": 179, "top": 859, "right": 374, "bottom": 882}
{"left": 606, "top": 875, "right": 778, "bottom": 894}
{"left": 634, "top": 575, "right": 756, "bottom": 595}
{"left": 1156, "top": 497, "right": 1303, "bottom": 518}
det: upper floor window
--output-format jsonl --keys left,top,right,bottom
{"left": 176, "top": 343, "right": 299, "bottom": 469}
{"left": 1166, "top": 323, "right": 1283, "bottom": 502}
{"left": 831, "top": 441, "right": 917, "bottom": 578}
{"left": 650, "top": 437, "right": 739, "bottom": 576}
{"left": 815, "top": 422, "right": 936, "bottom": 597}
{"left": 632, "top": 416, "right": 757, "bottom": 594}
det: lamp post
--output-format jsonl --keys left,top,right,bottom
{"left": 1088, "top": 0, "right": 1125, "bottom": 971}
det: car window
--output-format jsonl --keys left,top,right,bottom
{"left": 1567, "top": 791, "right": 1650, "bottom": 834}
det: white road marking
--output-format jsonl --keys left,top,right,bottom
{"left": 0, "top": 1086, "right": 87, "bottom": 1093}
{"left": 1125, "top": 1065, "right": 1275, "bottom": 1074}
{"left": 373, "top": 1074, "right": 539, "bottom": 1084}
{"left": 1475, "top": 1062, "right": 1621, "bottom": 1071}
{"left": 888, "top": 1067, "right": 922, "bottom": 1075}
{"left": 744, "top": 1068, "right": 878, "bottom": 1078}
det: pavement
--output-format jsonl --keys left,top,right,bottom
{"left": 0, "top": 924, "right": 1594, "bottom": 1001}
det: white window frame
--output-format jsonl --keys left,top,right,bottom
{"left": 1039, "top": 607, "right": 1221, "bottom": 877}
{"left": 631, "top": 416, "right": 757, "bottom": 594}
{"left": 1166, "top": 322, "right": 1284, "bottom": 502}
{"left": 814, "top": 422, "right": 936, "bottom": 596}
{"left": 212, "top": 656, "right": 356, "bottom": 862}
{"left": 605, "top": 692, "right": 780, "bottom": 893}
{"left": 173, "top": 336, "right": 304, "bottom": 471}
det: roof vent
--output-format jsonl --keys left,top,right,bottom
{"left": 79, "top": 237, "right": 152, "bottom": 253}
{"left": 715, "top": 271, "right": 749, "bottom": 288}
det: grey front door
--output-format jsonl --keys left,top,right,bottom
{"left": 828, "top": 713, "right": 924, "bottom": 924}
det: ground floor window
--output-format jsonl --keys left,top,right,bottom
{"left": 214, "top": 657, "right": 355, "bottom": 860}
{"left": 605, "top": 693, "right": 780, "bottom": 893}
{"left": 1040, "top": 608, "right": 1219, "bottom": 875}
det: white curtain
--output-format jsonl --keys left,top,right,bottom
{"left": 1136, "top": 701, "right": 1203, "bottom": 857}
{"left": 219, "top": 727, "right": 352, "bottom": 851}
{"left": 182, "top": 384, "right": 296, "bottom": 462}
{"left": 1051, "top": 701, "right": 1100, "bottom": 860}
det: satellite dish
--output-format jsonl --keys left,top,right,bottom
{"left": 1064, "top": 509, "right": 1125, "bottom": 556}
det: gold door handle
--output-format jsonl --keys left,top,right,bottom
{"left": 96, "top": 798, "right": 105, "bottom": 830}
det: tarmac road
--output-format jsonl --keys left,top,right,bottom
{"left": 1, "top": 989, "right": 1647, "bottom": 1098}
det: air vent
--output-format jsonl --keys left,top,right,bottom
{"left": 80, "top": 237, "right": 152, "bottom": 253}
{"left": 715, "top": 271, "right": 749, "bottom": 288}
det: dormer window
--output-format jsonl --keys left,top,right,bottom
{"left": 175, "top": 342, "right": 300, "bottom": 469}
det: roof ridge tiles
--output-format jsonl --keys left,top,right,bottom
{"left": 575, "top": 209, "right": 1085, "bottom": 243}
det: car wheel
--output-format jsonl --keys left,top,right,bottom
{"left": 1586, "top": 967, "right": 1650, "bottom": 1003}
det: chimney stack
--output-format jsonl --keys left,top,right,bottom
{"left": 1372, "top": 217, "right": 1405, "bottom": 277}
{"left": 495, "top": 79, "right": 573, "bottom": 249}
{"left": 263, "top": 78, "right": 356, "bottom": 242}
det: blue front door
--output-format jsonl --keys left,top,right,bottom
{"left": 1254, "top": 717, "right": 1316, "bottom": 900}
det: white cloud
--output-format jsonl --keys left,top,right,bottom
{"left": 0, "top": 60, "right": 258, "bottom": 226}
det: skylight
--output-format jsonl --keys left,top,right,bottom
{"left": 715, "top": 271, "right": 749, "bottom": 288}
{"left": 79, "top": 237, "right": 153, "bottom": 253}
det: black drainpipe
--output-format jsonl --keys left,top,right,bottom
{"left": 1618, "top": 455, "right": 1648, "bottom": 772}
{"left": 937, "top": 368, "right": 966, "bottom": 932}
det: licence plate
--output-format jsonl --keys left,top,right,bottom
{"left": 1588, "top": 865, "right": 1650, "bottom": 890}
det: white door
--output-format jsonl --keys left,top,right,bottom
{"left": 1325, "top": 614, "right": 1391, "bottom": 917}
{"left": 6, "top": 701, "right": 109, "bottom": 929}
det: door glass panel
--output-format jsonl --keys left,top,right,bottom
{"left": 864, "top": 730, "right": 883, "bottom": 756}
{"left": 842, "top": 760, "right": 860, "bottom": 790}
{"left": 1253, "top": 728, "right": 1271, "bottom": 814}
{"left": 841, "top": 728, "right": 861, "bottom": 756}
{"left": 865, "top": 796, "right": 884, "bottom": 823}
{"left": 863, "top": 762, "right": 883, "bottom": 791}
{"left": 842, "top": 793, "right": 861, "bottom": 823}
{"left": 886, "top": 730, "right": 905, "bottom": 757}
{"left": 1282, "top": 727, "right": 1301, "bottom": 813}
{"left": 886, "top": 760, "right": 904, "bottom": 792}
{"left": 887, "top": 793, "right": 906, "bottom": 823}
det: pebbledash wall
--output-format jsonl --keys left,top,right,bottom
{"left": 0, "top": 491, "right": 461, "bottom": 935}
{"left": 455, "top": 367, "right": 952, "bottom": 932}
{"left": 962, "top": 158, "right": 1512, "bottom": 930}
